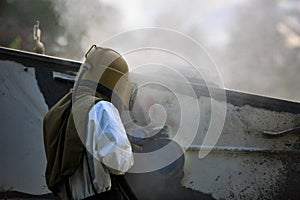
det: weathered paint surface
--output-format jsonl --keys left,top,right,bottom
{"left": 131, "top": 85, "right": 300, "bottom": 199}
{"left": 0, "top": 61, "right": 49, "bottom": 194}
{"left": 182, "top": 97, "right": 300, "bottom": 199}
{"left": 182, "top": 151, "right": 288, "bottom": 199}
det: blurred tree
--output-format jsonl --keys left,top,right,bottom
{"left": 0, "top": 0, "right": 119, "bottom": 59}
{"left": 9, "top": 36, "right": 21, "bottom": 49}
{"left": 0, "top": 0, "right": 63, "bottom": 55}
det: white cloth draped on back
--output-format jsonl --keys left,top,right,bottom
{"left": 59, "top": 101, "right": 134, "bottom": 200}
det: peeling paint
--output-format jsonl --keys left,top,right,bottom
{"left": 131, "top": 85, "right": 300, "bottom": 199}
{"left": 182, "top": 151, "right": 288, "bottom": 199}
{"left": 181, "top": 97, "right": 300, "bottom": 199}
{"left": 0, "top": 61, "right": 49, "bottom": 194}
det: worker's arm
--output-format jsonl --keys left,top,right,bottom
{"left": 86, "top": 101, "right": 134, "bottom": 175}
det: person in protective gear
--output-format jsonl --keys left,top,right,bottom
{"left": 43, "top": 45, "right": 134, "bottom": 200}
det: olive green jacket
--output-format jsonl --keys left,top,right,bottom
{"left": 43, "top": 89, "right": 107, "bottom": 194}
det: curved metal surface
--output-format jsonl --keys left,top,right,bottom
{"left": 1, "top": 47, "right": 300, "bottom": 199}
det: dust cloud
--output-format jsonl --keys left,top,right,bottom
{"left": 52, "top": 0, "right": 300, "bottom": 101}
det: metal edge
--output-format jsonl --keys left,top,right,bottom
{"left": 1, "top": 46, "right": 300, "bottom": 114}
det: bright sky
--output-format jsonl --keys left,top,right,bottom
{"left": 100, "top": 0, "right": 247, "bottom": 46}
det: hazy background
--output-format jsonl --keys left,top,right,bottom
{"left": 1, "top": 0, "right": 300, "bottom": 102}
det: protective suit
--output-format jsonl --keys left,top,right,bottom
{"left": 43, "top": 46, "right": 134, "bottom": 200}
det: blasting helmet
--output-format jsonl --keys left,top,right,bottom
{"left": 78, "top": 45, "right": 131, "bottom": 109}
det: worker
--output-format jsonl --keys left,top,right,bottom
{"left": 43, "top": 45, "right": 135, "bottom": 199}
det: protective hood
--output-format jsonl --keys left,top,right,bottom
{"left": 77, "top": 45, "right": 132, "bottom": 110}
